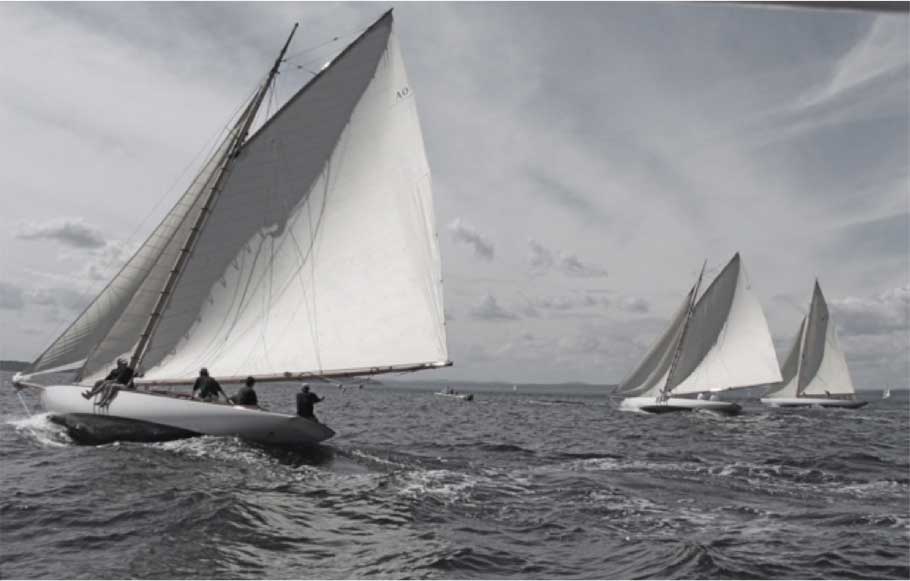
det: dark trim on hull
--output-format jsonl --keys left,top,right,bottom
{"left": 639, "top": 403, "right": 742, "bottom": 416}
{"left": 773, "top": 401, "right": 868, "bottom": 409}
{"left": 50, "top": 413, "right": 199, "bottom": 445}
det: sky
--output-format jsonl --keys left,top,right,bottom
{"left": 0, "top": 2, "right": 907, "bottom": 389}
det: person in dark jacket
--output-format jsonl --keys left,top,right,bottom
{"left": 193, "top": 368, "right": 227, "bottom": 402}
{"left": 82, "top": 358, "right": 134, "bottom": 399}
{"left": 232, "top": 376, "right": 259, "bottom": 407}
{"left": 296, "top": 384, "right": 324, "bottom": 420}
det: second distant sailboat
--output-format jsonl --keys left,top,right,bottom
{"left": 761, "top": 281, "right": 867, "bottom": 409}
{"left": 619, "top": 253, "right": 782, "bottom": 415}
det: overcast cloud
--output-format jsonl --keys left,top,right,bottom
{"left": 16, "top": 218, "right": 107, "bottom": 249}
{"left": 0, "top": 2, "right": 906, "bottom": 389}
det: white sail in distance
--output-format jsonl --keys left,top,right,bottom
{"left": 766, "top": 282, "right": 855, "bottom": 398}
{"left": 618, "top": 254, "right": 782, "bottom": 398}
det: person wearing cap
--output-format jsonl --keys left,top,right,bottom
{"left": 296, "top": 384, "right": 324, "bottom": 420}
{"left": 192, "top": 368, "right": 228, "bottom": 402}
{"left": 232, "top": 376, "right": 259, "bottom": 407}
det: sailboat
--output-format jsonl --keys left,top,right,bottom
{"left": 12, "top": 11, "right": 451, "bottom": 445}
{"left": 882, "top": 388, "right": 891, "bottom": 400}
{"left": 761, "top": 281, "right": 866, "bottom": 409}
{"left": 619, "top": 253, "right": 782, "bottom": 415}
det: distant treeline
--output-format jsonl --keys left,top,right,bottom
{"left": 0, "top": 360, "right": 29, "bottom": 372}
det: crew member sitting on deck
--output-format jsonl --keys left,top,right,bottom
{"left": 296, "top": 384, "right": 324, "bottom": 421}
{"left": 232, "top": 376, "right": 259, "bottom": 407}
{"left": 193, "top": 368, "right": 228, "bottom": 402}
{"left": 82, "top": 358, "right": 134, "bottom": 399}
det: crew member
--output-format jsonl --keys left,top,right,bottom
{"left": 193, "top": 368, "right": 228, "bottom": 402}
{"left": 232, "top": 376, "right": 259, "bottom": 407}
{"left": 296, "top": 384, "right": 324, "bottom": 421}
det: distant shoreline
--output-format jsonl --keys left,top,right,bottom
{"left": 0, "top": 360, "right": 28, "bottom": 372}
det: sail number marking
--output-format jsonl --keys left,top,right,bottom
{"left": 396, "top": 86, "right": 410, "bottom": 100}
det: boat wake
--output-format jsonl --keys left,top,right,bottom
{"left": 6, "top": 412, "right": 71, "bottom": 447}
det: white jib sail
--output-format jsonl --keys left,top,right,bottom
{"left": 764, "top": 317, "right": 805, "bottom": 399}
{"left": 28, "top": 116, "right": 245, "bottom": 383}
{"left": 667, "top": 254, "right": 782, "bottom": 396}
{"left": 798, "top": 283, "right": 855, "bottom": 397}
{"left": 617, "top": 291, "right": 692, "bottom": 398}
{"left": 134, "top": 15, "right": 447, "bottom": 382}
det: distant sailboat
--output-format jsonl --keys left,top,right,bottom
{"left": 882, "top": 388, "right": 891, "bottom": 400}
{"left": 435, "top": 387, "right": 473, "bottom": 401}
{"left": 619, "top": 253, "right": 782, "bottom": 415}
{"left": 761, "top": 281, "right": 866, "bottom": 409}
{"left": 13, "top": 11, "right": 451, "bottom": 445}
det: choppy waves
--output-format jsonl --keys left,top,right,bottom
{"left": 1, "top": 382, "right": 908, "bottom": 579}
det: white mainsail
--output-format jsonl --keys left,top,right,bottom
{"left": 28, "top": 11, "right": 449, "bottom": 387}
{"left": 765, "top": 282, "right": 855, "bottom": 399}
{"left": 619, "top": 254, "right": 782, "bottom": 400}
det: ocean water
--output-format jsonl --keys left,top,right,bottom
{"left": 1, "top": 372, "right": 907, "bottom": 579}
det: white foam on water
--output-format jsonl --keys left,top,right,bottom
{"left": 347, "top": 448, "right": 411, "bottom": 470}
{"left": 6, "top": 412, "right": 71, "bottom": 447}
{"left": 152, "top": 436, "right": 271, "bottom": 466}
{"left": 833, "top": 479, "right": 908, "bottom": 497}
{"left": 397, "top": 468, "right": 480, "bottom": 503}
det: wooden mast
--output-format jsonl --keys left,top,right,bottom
{"left": 129, "top": 24, "right": 299, "bottom": 372}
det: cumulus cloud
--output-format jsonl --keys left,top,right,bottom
{"left": 449, "top": 218, "right": 494, "bottom": 261}
{"left": 82, "top": 240, "right": 135, "bottom": 282}
{"left": 557, "top": 333, "right": 602, "bottom": 355}
{"left": 558, "top": 252, "right": 608, "bottom": 278}
{"left": 528, "top": 239, "right": 554, "bottom": 275}
{"left": 830, "top": 285, "right": 909, "bottom": 337}
{"left": 16, "top": 217, "right": 106, "bottom": 249}
{"left": 526, "top": 239, "right": 607, "bottom": 278}
{"left": 470, "top": 293, "right": 518, "bottom": 321}
{"left": 618, "top": 296, "right": 650, "bottom": 314}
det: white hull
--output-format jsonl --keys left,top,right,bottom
{"left": 620, "top": 396, "right": 742, "bottom": 415}
{"left": 434, "top": 392, "right": 473, "bottom": 401}
{"left": 760, "top": 397, "right": 867, "bottom": 409}
{"left": 41, "top": 385, "right": 334, "bottom": 446}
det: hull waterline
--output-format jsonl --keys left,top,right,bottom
{"left": 620, "top": 396, "right": 742, "bottom": 416}
{"left": 41, "top": 385, "right": 335, "bottom": 446}
{"left": 760, "top": 397, "right": 868, "bottom": 409}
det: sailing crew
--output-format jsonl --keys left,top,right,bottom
{"left": 232, "top": 376, "right": 259, "bottom": 407}
{"left": 193, "top": 368, "right": 228, "bottom": 402}
{"left": 82, "top": 358, "right": 134, "bottom": 400}
{"left": 296, "top": 384, "right": 324, "bottom": 421}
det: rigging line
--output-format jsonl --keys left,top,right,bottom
{"left": 284, "top": 34, "right": 346, "bottom": 60}
{"left": 33, "top": 87, "right": 260, "bottom": 372}
{"left": 16, "top": 390, "right": 33, "bottom": 418}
